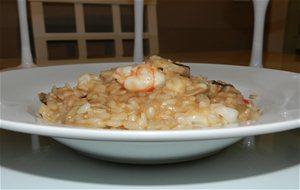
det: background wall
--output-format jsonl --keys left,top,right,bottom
{"left": 265, "top": 0, "right": 289, "bottom": 53}
{"left": 157, "top": 0, "right": 253, "bottom": 53}
{"left": 0, "top": 0, "right": 20, "bottom": 59}
{"left": 0, "top": 0, "right": 291, "bottom": 64}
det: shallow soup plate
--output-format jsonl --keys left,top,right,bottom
{"left": 1, "top": 63, "right": 299, "bottom": 164}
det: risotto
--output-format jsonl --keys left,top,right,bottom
{"left": 38, "top": 56, "right": 260, "bottom": 130}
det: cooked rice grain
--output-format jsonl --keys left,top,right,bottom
{"left": 38, "top": 62, "right": 260, "bottom": 130}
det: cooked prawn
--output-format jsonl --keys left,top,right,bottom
{"left": 112, "top": 63, "right": 165, "bottom": 92}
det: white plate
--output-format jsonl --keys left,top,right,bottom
{"left": 1, "top": 63, "right": 299, "bottom": 164}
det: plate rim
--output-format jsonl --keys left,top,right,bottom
{"left": 1, "top": 62, "right": 299, "bottom": 141}
{"left": 1, "top": 118, "right": 299, "bottom": 141}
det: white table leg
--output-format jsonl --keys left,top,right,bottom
{"left": 30, "top": 134, "right": 41, "bottom": 152}
{"left": 249, "top": 0, "right": 270, "bottom": 68}
{"left": 245, "top": 0, "right": 269, "bottom": 148}
{"left": 133, "top": 0, "right": 144, "bottom": 63}
{"left": 17, "top": 0, "right": 38, "bottom": 150}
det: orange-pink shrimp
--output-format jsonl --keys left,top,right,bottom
{"left": 112, "top": 63, "right": 165, "bottom": 92}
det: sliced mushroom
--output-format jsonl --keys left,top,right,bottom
{"left": 145, "top": 55, "right": 190, "bottom": 77}
{"left": 38, "top": 92, "right": 48, "bottom": 104}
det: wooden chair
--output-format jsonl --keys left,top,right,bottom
{"left": 28, "top": 0, "right": 159, "bottom": 65}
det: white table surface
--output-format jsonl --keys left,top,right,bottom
{"left": 1, "top": 128, "right": 299, "bottom": 189}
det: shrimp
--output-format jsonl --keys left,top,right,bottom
{"left": 112, "top": 63, "right": 165, "bottom": 92}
